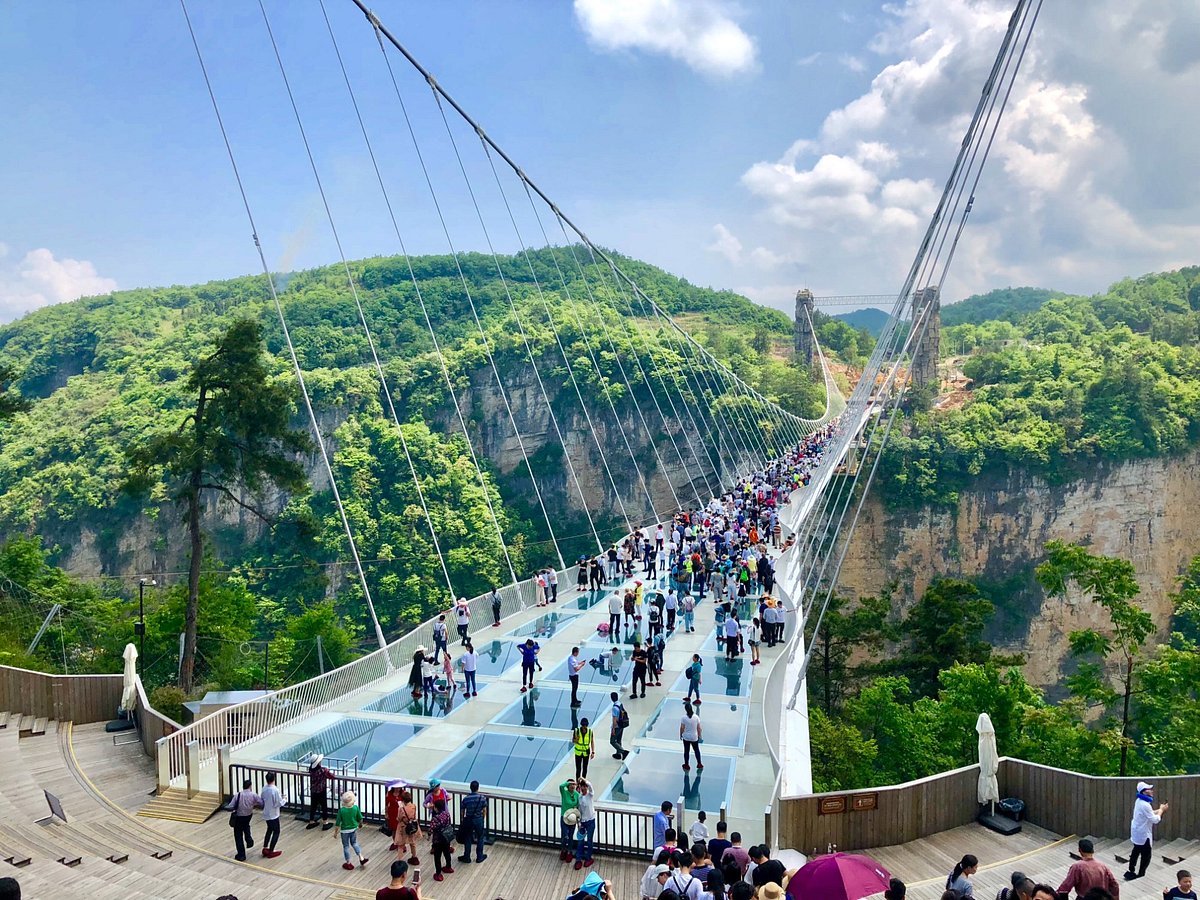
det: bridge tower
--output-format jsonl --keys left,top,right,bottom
{"left": 910, "top": 285, "right": 941, "bottom": 389}
{"left": 793, "top": 289, "right": 816, "bottom": 369}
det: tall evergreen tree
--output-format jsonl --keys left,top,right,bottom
{"left": 126, "top": 319, "right": 310, "bottom": 692}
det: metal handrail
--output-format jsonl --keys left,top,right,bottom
{"left": 158, "top": 519, "right": 673, "bottom": 784}
{"left": 229, "top": 762, "right": 654, "bottom": 856}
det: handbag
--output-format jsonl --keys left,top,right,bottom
{"left": 228, "top": 810, "right": 237, "bottom": 828}
{"left": 405, "top": 820, "right": 420, "bottom": 835}
{"left": 438, "top": 821, "right": 457, "bottom": 846}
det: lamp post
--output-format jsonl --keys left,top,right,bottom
{"left": 137, "top": 578, "right": 156, "bottom": 678}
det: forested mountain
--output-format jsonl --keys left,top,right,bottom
{"left": 940, "top": 286, "right": 1060, "bottom": 327}
{"left": 832, "top": 307, "right": 890, "bottom": 337}
{"left": 883, "top": 267, "right": 1200, "bottom": 506}
{"left": 0, "top": 248, "right": 859, "bottom": 691}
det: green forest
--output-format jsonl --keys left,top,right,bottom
{"left": 0, "top": 248, "right": 850, "bottom": 698}
{"left": 807, "top": 544, "right": 1200, "bottom": 786}
{"left": 881, "top": 267, "right": 1200, "bottom": 506}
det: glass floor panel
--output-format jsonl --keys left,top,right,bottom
{"left": 492, "top": 686, "right": 614, "bottom": 732}
{"left": 568, "top": 587, "right": 611, "bottom": 610}
{"left": 545, "top": 647, "right": 633, "bottom": 686}
{"left": 270, "top": 717, "right": 423, "bottom": 771}
{"left": 506, "top": 610, "right": 580, "bottom": 639}
{"left": 641, "top": 698, "right": 748, "bottom": 747}
{"left": 466, "top": 640, "right": 526, "bottom": 677}
{"left": 363, "top": 683, "right": 491, "bottom": 718}
{"left": 431, "top": 730, "right": 570, "bottom": 793}
{"left": 603, "top": 748, "right": 734, "bottom": 812}
{"left": 669, "top": 655, "right": 752, "bottom": 698}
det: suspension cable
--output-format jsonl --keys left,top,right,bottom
{"left": 179, "top": 0, "right": 388, "bottom": 655}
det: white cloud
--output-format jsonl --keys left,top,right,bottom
{"left": 574, "top": 0, "right": 757, "bottom": 77}
{"left": 750, "top": 246, "right": 786, "bottom": 269}
{"left": 733, "top": 0, "right": 1200, "bottom": 299}
{"left": 839, "top": 54, "right": 867, "bottom": 73}
{"left": 706, "top": 223, "right": 743, "bottom": 264}
{"left": 0, "top": 244, "right": 117, "bottom": 321}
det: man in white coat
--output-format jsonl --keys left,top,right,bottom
{"left": 1124, "top": 780, "right": 1168, "bottom": 881}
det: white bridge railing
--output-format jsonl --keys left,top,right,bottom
{"left": 156, "top": 562, "right": 571, "bottom": 787}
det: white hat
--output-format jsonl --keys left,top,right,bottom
{"left": 563, "top": 808, "right": 580, "bottom": 826}
{"left": 310, "top": 754, "right": 324, "bottom": 767}
{"left": 1137, "top": 781, "right": 1154, "bottom": 792}
{"left": 654, "top": 864, "right": 670, "bottom": 876}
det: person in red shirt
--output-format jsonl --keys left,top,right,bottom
{"left": 1058, "top": 839, "right": 1120, "bottom": 899}
{"left": 376, "top": 858, "right": 421, "bottom": 899}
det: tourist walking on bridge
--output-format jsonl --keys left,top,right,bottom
{"left": 260, "top": 771, "right": 284, "bottom": 858}
{"left": 685, "top": 654, "right": 702, "bottom": 705}
{"left": 680, "top": 703, "right": 703, "bottom": 772}
{"left": 336, "top": 790, "right": 369, "bottom": 871}
{"left": 573, "top": 718, "right": 596, "bottom": 779}
{"left": 1125, "top": 781, "right": 1168, "bottom": 881}
{"left": 610, "top": 692, "right": 629, "bottom": 760}
{"left": 226, "top": 777, "right": 261, "bottom": 861}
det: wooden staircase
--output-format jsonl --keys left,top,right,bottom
{"left": 136, "top": 787, "right": 222, "bottom": 824}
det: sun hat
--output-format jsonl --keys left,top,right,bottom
{"left": 563, "top": 808, "right": 581, "bottom": 826}
{"left": 340, "top": 790, "right": 356, "bottom": 806}
{"left": 759, "top": 884, "right": 784, "bottom": 900}
{"left": 310, "top": 754, "right": 324, "bottom": 767}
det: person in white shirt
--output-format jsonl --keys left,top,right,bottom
{"left": 461, "top": 642, "right": 478, "bottom": 697}
{"left": 641, "top": 857, "right": 672, "bottom": 899}
{"left": 680, "top": 702, "right": 703, "bottom": 771}
{"left": 455, "top": 598, "right": 471, "bottom": 645}
{"left": 688, "top": 810, "right": 709, "bottom": 846}
{"left": 606, "top": 587, "right": 624, "bottom": 637}
{"left": 666, "top": 851, "right": 705, "bottom": 899}
{"left": 260, "top": 771, "right": 285, "bottom": 858}
{"left": 1125, "top": 781, "right": 1168, "bottom": 881}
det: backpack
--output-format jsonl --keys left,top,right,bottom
{"left": 617, "top": 704, "right": 630, "bottom": 729}
{"left": 684, "top": 665, "right": 695, "bottom": 680}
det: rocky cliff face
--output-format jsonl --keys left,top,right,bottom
{"left": 837, "top": 448, "right": 1200, "bottom": 686}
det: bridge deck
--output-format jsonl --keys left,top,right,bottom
{"left": 227, "top": 563, "right": 795, "bottom": 839}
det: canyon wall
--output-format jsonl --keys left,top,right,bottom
{"left": 836, "top": 448, "right": 1200, "bottom": 686}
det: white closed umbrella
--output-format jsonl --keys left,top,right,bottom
{"left": 976, "top": 712, "right": 1000, "bottom": 811}
{"left": 120, "top": 642, "right": 139, "bottom": 712}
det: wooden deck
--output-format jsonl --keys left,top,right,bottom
{"left": 2, "top": 716, "right": 1192, "bottom": 900}
{"left": 67, "top": 720, "right": 651, "bottom": 900}
{"left": 861, "top": 822, "right": 1200, "bottom": 899}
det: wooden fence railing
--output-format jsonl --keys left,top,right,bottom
{"left": 1001, "top": 758, "right": 1200, "bottom": 841}
{"left": 774, "top": 758, "right": 1200, "bottom": 852}
{"left": 229, "top": 763, "right": 654, "bottom": 857}
{"left": 774, "top": 763, "right": 981, "bottom": 853}
{"left": 0, "top": 665, "right": 123, "bottom": 724}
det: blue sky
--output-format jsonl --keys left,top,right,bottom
{"left": 2, "top": 0, "right": 1199, "bottom": 322}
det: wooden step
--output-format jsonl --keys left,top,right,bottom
{"left": 136, "top": 788, "right": 222, "bottom": 824}
{"left": 0, "top": 711, "right": 9, "bottom": 729}
{"left": 17, "top": 715, "right": 34, "bottom": 737}
{"left": 2, "top": 854, "right": 31, "bottom": 868}
{"left": 29, "top": 716, "right": 47, "bottom": 737}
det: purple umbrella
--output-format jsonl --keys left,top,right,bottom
{"left": 786, "top": 852, "right": 892, "bottom": 900}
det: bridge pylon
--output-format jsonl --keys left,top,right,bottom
{"left": 794, "top": 289, "right": 816, "bottom": 370}
{"left": 910, "top": 285, "right": 940, "bottom": 389}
